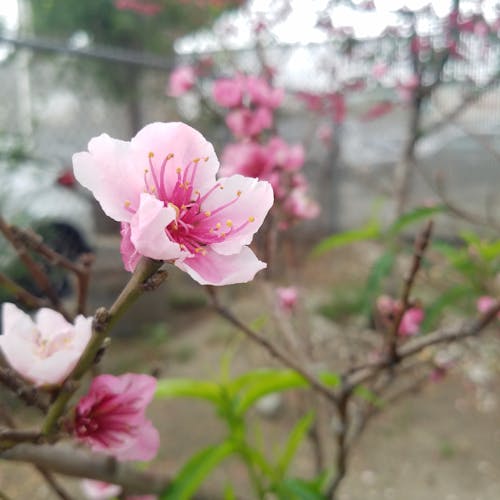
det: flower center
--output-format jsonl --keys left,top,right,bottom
{"left": 124, "top": 152, "right": 256, "bottom": 256}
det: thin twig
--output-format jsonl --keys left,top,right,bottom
{"left": 0, "top": 367, "right": 49, "bottom": 412}
{"left": 41, "top": 258, "right": 165, "bottom": 436}
{"left": 0, "top": 216, "right": 69, "bottom": 319}
{"left": 8, "top": 225, "right": 95, "bottom": 316}
{"left": 386, "top": 221, "right": 433, "bottom": 362}
{"left": 207, "top": 286, "right": 339, "bottom": 405}
{"left": 0, "top": 271, "right": 49, "bottom": 309}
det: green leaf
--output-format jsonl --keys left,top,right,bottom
{"left": 161, "top": 441, "right": 236, "bottom": 500}
{"left": 421, "top": 285, "right": 474, "bottom": 331}
{"left": 274, "top": 478, "right": 326, "bottom": 500}
{"left": 353, "top": 385, "right": 383, "bottom": 407}
{"left": 311, "top": 221, "right": 381, "bottom": 257}
{"left": 231, "top": 370, "right": 309, "bottom": 415}
{"left": 386, "top": 205, "right": 446, "bottom": 237}
{"left": 276, "top": 412, "right": 315, "bottom": 478}
{"left": 223, "top": 483, "right": 237, "bottom": 500}
{"left": 155, "top": 379, "right": 222, "bottom": 404}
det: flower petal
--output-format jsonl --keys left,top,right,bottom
{"left": 73, "top": 134, "right": 144, "bottom": 222}
{"left": 115, "top": 418, "right": 160, "bottom": 461}
{"left": 131, "top": 122, "right": 219, "bottom": 196}
{"left": 201, "top": 175, "right": 273, "bottom": 255}
{"left": 129, "top": 193, "right": 184, "bottom": 262}
{"left": 176, "top": 246, "right": 266, "bottom": 285}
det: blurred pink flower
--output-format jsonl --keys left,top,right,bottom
{"left": 81, "top": 480, "right": 121, "bottom": 500}
{"left": 283, "top": 188, "right": 320, "bottom": 221}
{"left": 246, "top": 75, "right": 284, "bottom": 109}
{"left": 220, "top": 141, "right": 272, "bottom": 179}
{"left": 372, "top": 62, "right": 388, "bottom": 79}
{"left": 267, "top": 137, "right": 304, "bottom": 171}
{"left": 73, "top": 122, "right": 273, "bottom": 285}
{"left": 399, "top": 307, "right": 424, "bottom": 337}
{"left": 0, "top": 303, "right": 92, "bottom": 387}
{"left": 360, "top": 101, "right": 394, "bottom": 122}
{"left": 397, "top": 75, "right": 420, "bottom": 102}
{"left": 213, "top": 76, "right": 245, "bottom": 108}
{"left": 167, "top": 66, "right": 196, "bottom": 97}
{"left": 276, "top": 287, "right": 299, "bottom": 313}
{"left": 74, "top": 373, "right": 159, "bottom": 461}
{"left": 226, "top": 107, "right": 273, "bottom": 137}
{"left": 477, "top": 296, "right": 500, "bottom": 318}
{"left": 114, "top": 0, "right": 163, "bottom": 15}
{"left": 81, "top": 479, "right": 156, "bottom": 500}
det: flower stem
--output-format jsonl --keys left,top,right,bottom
{"left": 41, "top": 258, "right": 164, "bottom": 436}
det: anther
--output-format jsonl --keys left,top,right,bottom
{"left": 204, "top": 211, "right": 211, "bottom": 216}
{"left": 237, "top": 190, "right": 242, "bottom": 196}
{"left": 248, "top": 216, "right": 255, "bottom": 222}
{"left": 226, "top": 220, "right": 233, "bottom": 227}
{"left": 148, "top": 152, "right": 154, "bottom": 158}
{"left": 176, "top": 167, "right": 182, "bottom": 174}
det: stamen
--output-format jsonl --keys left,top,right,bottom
{"left": 237, "top": 190, "right": 242, "bottom": 196}
{"left": 248, "top": 216, "right": 255, "bottom": 222}
{"left": 226, "top": 220, "right": 233, "bottom": 227}
{"left": 204, "top": 211, "right": 211, "bottom": 217}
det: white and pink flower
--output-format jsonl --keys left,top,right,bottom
{"left": 0, "top": 303, "right": 92, "bottom": 387}
{"left": 73, "top": 122, "right": 273, "bottom": 285}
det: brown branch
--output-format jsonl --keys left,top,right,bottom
{"left": 386, "top": 220, "right": 433, "bottom": 362}
{"left": 346, "top": 299, "right": 500, "bottom": 390}
{"left": 41, "top": 258, "right": 165, "bottom": 436}
{"left": 1, "top": 444, "right": 169, "bottom": 495}
{"left": 8, "top": 225, "right": 95, "bottom": 316}
{"left": 0, "top": 217, "right": 69, "bottom": 319}
{"left": 0, "top": 271, "right": 49, "bottom": 310}
{"left": 422, "top": 70, "right": 500, "bottom": 138}
{"left": 207, "top": 286, "right": 339, "bottom": 405}
{"left": 0, "top": 429, "right": 43, "bottom": 445}
{"left": 0, "top": 367, "right": 49, "bottom": 412}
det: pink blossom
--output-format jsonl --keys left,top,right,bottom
{"left": 329, "top": 92, "right": 346, "bottom": 124}
{"left": 397, "top": 75, "right": 420, "bottom": 102}
{"left": 267, "top": 137, "right": 304, "bottom": 171}
{"left": 73, "top": 122, "right": 273, "bottom": 285}
{"left": 81, "top": 480, "right": 156, "bottom": 500}
{"left": 213, "top": 76, "right": 245, "bottom": 108}
{"left": 0, "top": 303, "right": 92, "bottom": 387}
{"left": 477, "top": 296, "right": 500, "bottom": 318}
{"left": 360, "top": 101, "right": 394, "bottom": 122}
{"left": 399, "top": 307, "right": 424, "bottom": 337}
{"left": 167, "top": 66, "right": 196, "bottom": 97}
{"left": 225, "top": 107, "right": 273, "bottom": 137}
{"left": 220, "top": 141, "right": 272, "bottom": 179}
{"left": 246, "top": 76, "right": 284, "bottom": 109}
{"left": 74, "top": 373, "right": 159, "bottom": 461}
{"left": 81, "top": 480, "right": 121, "bottom": 500}
{"left": 276, "top": 287, "right": 299, "bottom": 313}
{"left": 283, "top": 188, "right": 320, "bottom": 221}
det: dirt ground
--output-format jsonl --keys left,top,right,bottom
{"left": 1, "top": 239, "right": 500, "bottom": 500}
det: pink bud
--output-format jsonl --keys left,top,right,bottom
{"left": 276, "top": 287, "right": 299, "bottom": 313}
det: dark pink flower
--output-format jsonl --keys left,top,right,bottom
{"left": 167, "top": 66, "right": 196, "bottom": 97}
{"left": 74, "top": 374, "right": 159, "bottom": 461}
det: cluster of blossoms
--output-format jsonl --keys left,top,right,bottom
{"left": 211, "top": 73, "right": 320, "bottom": 230}
{"left": 376, "top": 295, "right": 425, "bottom": 337}
{"left": 0, "top": 303, "right": 160, "bottom": 473}
{"left": 0, "top": 121, "right": 275, "bottom": 498}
